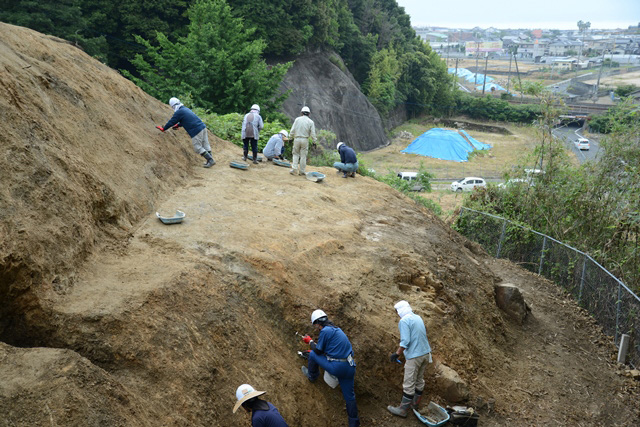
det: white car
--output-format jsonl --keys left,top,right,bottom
{"left": 498, "top": 178, "right": 531, "bottom": 188}
{"left": 451, "top": 177, "right": 486, "bottom": 192}
{"left": 574, "top": 138, "right": 590, "bottom": 150}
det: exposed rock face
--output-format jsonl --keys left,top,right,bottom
{"left": 280, "top": 52, "right": 388, "bottom": 152}
{"left": 494, "top": 283, "right": 531, "bottom": 324}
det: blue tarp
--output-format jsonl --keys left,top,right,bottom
{"left": 448, "top": 68, "right": 494, "bottom": 84}
{"left": 401, "top": 128, "right": 491, "bottom": 162}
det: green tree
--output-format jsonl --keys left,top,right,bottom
{"left": 0, "top": 0, "right": 109, "bottom": 60}
{"left": 615, "top": 84, "right": 638, "bottom": 97}
{"left": 227, "top": 0, "right": 314, "bottom": 56}
{"left": 364, "top": 48, "right": 401, "bottom": 114}
{"left": 124, "top": 0, "right": 291, "bottom": 115}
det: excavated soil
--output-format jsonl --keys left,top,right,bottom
{"left": 1, "top": 24, "right": 639, "bottom": 427}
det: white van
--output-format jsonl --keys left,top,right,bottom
{"left": 397, "top": 172, "right": 423, "bottom": 191}
{"left": 397, "top": 172, "right": 418, "bottom": 182}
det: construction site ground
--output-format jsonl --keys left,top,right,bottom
{"left": 1, "top": 23, "right": 639, "bottom": 427}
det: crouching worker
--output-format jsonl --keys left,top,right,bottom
{"left": 156, "top": 97, "right": 215, "bottom": 168}
{"left": 263, "top": 130, "right": 288, "bottom": 160}
{"left": 233, "top": 384, "right": 289, "bottom": 427}
{"left": 388, "top": 300, "right": 432, "bottom": 417}
{"left": 334, "top": 142, "right": 358, "bottom": 178}
{"left": 301, "top": 309, "right": 360, "bottom": 427}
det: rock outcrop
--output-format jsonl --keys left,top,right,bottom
{"left": 280, "top": 51, "right": 388, "bottom": 152}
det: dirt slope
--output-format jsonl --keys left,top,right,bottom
{"left": 0, "top": 24, "right": 639, "bottom": 427}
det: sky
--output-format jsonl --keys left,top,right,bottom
{"left": 395, "top": 0, "right": 640, "bottom": 30}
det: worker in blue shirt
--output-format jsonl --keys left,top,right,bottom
{"left": 233, "top": 384, "right": 289, "bottom": 427}
{"left": 156, "top": 97, "right": 215, "bottom": 168}
{"left": 301, "top": 309, "right": 360, "bottom": 427}
{"left": 388, "top": 300, "right": 432, "bottom": 417}
{"left": 334, "top": 142, "right": 358, "bottom": 178}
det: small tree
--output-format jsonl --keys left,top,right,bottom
{"left": 124, "top": 0, "right": 291, "bottom": 116}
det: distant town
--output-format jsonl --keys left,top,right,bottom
{"left": 414, "top": 23, "right": 640, "bottom": 67}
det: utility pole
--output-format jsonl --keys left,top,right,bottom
{"left": 506, "top": 49, "right": 513, "bottom": 94}
{"left": 514, "top": 53, "right": 523, "bottom": 100}
{"left": 594, "top": 42, "right": 608, "bottom": 102}
{"left": 452, "top": 57, "right": 459, "bottom": 91}
{"left": 474, "top": 43, "right": 480, "bottom": 88}
{"left": 482, "top": 53, "right": 489, "bottom": 94}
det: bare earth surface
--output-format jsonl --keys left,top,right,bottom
{"left": 1, "top": 24, "right": 639, "bottom": 427}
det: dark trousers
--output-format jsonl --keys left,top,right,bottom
{"left": 243, "top": 138, "right": 258, "bottom": 158}
{"left": 308, "top": 352, "right": 360, "bottom": 427}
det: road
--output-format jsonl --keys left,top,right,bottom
{"left": 552, "top": 123, "right": 601, "bottom": 163}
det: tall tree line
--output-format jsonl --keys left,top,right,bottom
{"left": 1, "top": 0, "right": 453, "bottom": 116}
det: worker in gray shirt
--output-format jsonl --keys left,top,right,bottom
{"left": 263, "top": 130, "right": 288, "bottom": 160}
{"left": 241, "top": 104, "right": 264, "bottom": 164}
{"left": 288, "top": 106, "right": 316, "bottom": 176}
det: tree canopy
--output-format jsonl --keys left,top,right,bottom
{"left": 2, "top": 0, "right": 454, "bottom": 117}
{"left": 122, "top": 0, "right": 291, "bottom": 115}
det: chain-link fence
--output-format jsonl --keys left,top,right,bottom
{"left": 455, "top": 207, "right": 640, "bottom": 368}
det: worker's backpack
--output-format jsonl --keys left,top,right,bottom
{"left": 446, "top": 406, "right": 479, "bottom": 426}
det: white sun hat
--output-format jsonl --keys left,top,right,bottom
{"left": 233, "top": 384, "right": 266, "bottom": 413}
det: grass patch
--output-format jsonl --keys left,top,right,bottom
{"left": 360, "top": 118, "right": 538, "bottom": 180}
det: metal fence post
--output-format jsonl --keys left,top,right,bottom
{"left": 496, "top": 219, "right": 507, "bottom": 258}
{"left": 538, "top": 236, "right": 547, "bottom": 275}
{"left": 616, "top": 283, "right": 622, "bottom": 345}
{"left": 578, "top": 255, "right": 587, "bottom": 303}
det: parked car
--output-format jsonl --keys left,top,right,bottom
{"left": 450, "top": 177, "right": 486, "bottom": 192}
{"left": 397, "top": 172, "right": 423, "bottom": 192}
{"left": 397, "top": 172, "right": 418, "bottom": 182}
{"left": 498, "top": 178, "right": 531, "bottom": 189}
{"left": 574, "top": 138, "right": 590, "bottom": 150}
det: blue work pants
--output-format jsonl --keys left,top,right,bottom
{"left": 308, "top": 352, "right": 359, "bottom": 426}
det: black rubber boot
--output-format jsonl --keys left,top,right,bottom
{"left": 202, "top": 152, "right": 215, "bottom": 168}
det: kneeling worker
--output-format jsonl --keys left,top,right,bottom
{"left": 301, "top": 309, "right": 360, "bottom": 427}
{"left": 334, "top": 142, "right": 358, "bottom": 178}
{"left": 233, "top": 384, "right": 289, "bottom": 427}
{"left": 263, "top": 130, "right": 288, "bottom": 160}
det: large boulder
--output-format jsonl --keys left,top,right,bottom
{"left": 494, "top": 283, "right": 531, "bottom": 324}
{"left": 434, "top": 362, "right": 470, "bottom": 403}
{"left": 280, "top": 51, "right": 388, "bottom": 152}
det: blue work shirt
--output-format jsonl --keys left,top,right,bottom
{"left": 398, "top": 313, "right": 431, "bottom": 359}
{"left": 251, "top": 402, "right": 289, "bottom": 427}
{"left": 316, "top": 325, "right": 354, "bottom": 359}
{"left": 163, "top": 106, "right": 206, "bottom": 138}
{"left": 338, "top": 146, "right": 357, "bottom": 164}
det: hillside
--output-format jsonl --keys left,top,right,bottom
{"left": 1, "top": 24, "right": 639, "bottom": 427}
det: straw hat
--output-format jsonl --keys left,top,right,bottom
{"left": 233, "top": 384, "right": 266, "bottom": 413}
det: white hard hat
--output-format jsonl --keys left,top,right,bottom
{"left": 311, "top": 309, "right": 327, "bottom": 324}
{"left": 301, "top": 106, "right": 310, "bottom": 113}
{"left": 169, "top": 97, "right": 180, "bottom": 107}
{"left": 251, "top": 104, "right": 260, "bottom": 112}
{"left": 279, "top": 129, "right": 289, "bottom": 138}
{"left": 336, "top": 142, "right": 344, "bottom": 150}
{"left": 233, "top": 384, "right": 266, "bottom": 413}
